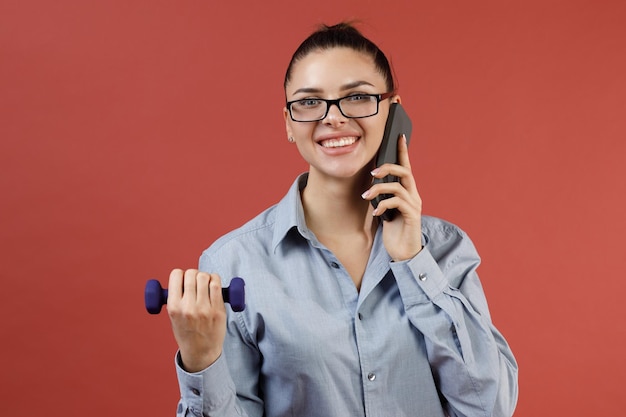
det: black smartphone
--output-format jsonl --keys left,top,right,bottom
{"left": 371, "top": 102, "right": 413, "bottom": 221}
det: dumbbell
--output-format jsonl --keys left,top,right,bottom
{"left": 144, "top": 277, "right": 245, "bottom": 314}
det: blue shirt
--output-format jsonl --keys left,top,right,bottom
{"left": 175, "top": 174, "right": 518, "bottom": 417}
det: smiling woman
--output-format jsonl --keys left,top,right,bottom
{"left": 284, "top": 47, "right": 395, "bottom": 181}
{"left": 3, "top": 1, "right": 625, "bottom": 414}
{"left": 164, "top": 22, "right": 518, "bottom": 417}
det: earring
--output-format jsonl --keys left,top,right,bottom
{"left": 288, "top": 137, "right": 295, "bottom": 143}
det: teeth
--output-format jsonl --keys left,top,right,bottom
{"left": 321, "top": 137, "right": 357, "bottom": 148}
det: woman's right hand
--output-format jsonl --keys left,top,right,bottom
{"left": 167, "top": 268, "right": 227, "bottom": 373}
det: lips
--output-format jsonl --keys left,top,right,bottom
{"left": 319, "top": 136, "right": 358, "bottom": 148}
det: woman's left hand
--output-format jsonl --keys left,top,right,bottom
{"left": 362, "top": 135, "right": 423, "bottom": 261}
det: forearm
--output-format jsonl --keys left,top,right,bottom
{"left": 391, "top": 248, "right": 519, "bottom": 417}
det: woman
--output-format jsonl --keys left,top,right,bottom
{"left": 166, "top": 22, "right": 518, "bottom": 417}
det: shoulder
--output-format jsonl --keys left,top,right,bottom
{"left": 203, "top": 206, "right": 276, "bottom": 255}
{"left": 198, "top": 174, "right": 305, "bottom": 274}
{"left": 421, "top": 215, "right": 481, "bottom": 268}
{"left": 421, "top": 215, "right": 468, "bottom": 242}
{"left": 199, "top": 205, "right": 278, "bottom": 268}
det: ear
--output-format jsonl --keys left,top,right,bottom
{"left": 283, "top": 107, "right": 293, "bottom": 138}
{"left": 391, "top": 94, "right": 402, "bottom": 104}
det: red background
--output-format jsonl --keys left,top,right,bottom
{"left": 1, "top": 0, "right": 625, "bottom": 415}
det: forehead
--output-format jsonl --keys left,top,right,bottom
{"left": 286, "top": 47, "right": 385, "bottom": 96}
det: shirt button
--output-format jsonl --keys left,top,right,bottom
{"left": 367, "top": 372, "right": 376, "bottom": 381}
{"left": 418, "top": 273, "right": 427, "bottom": 281}
{"left": 330, "top": 261, "right": 340, "bottom": 269}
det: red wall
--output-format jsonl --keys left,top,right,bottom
{"left": 1, "top": 1, "right": 625, "bottom": 415}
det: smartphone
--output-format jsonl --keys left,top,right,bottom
{"left": 371, "top": 102, "right": 413, "bottom": 221}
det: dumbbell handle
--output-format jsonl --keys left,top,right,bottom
{"left": 145, "top": 277, "right": 245, "bottom": 314}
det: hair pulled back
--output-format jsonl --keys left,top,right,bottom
{"left": 284, "top": 22, "right": 396, "bottom": 94}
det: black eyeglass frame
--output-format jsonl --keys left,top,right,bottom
{"left": 286, "top": 92, "right": 395, "bottom": 122}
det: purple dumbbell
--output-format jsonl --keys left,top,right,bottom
{"left": 145, "top": 277, "right": 245, "bottom": 314}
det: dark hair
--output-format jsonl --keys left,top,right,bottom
{"left": 284, "top": 22, "right": 396, "bottom": 93}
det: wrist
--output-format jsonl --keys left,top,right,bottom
{"left": 391, "top": 245, "right": 423, "bottom": 262}
{"left": 179, "top": 348, "right": 221, "bottom": 373}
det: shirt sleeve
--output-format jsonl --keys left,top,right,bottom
{"left": 172, "top": 250, "right": 262, "bottom": 417}
{"left": 390, "top": 225, "right": 519, "bottom": 417}
{"left": 174, "top": 352, "right": 246, "bottom": 417}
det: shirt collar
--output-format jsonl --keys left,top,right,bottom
{"left": 272, "top": 172, "right": 428, "bottom": 253}
{"left": 272, "top": 172, "right": 311, "bottom": 252}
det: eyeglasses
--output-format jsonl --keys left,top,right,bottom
{"left": 286, "top": 92, "right": 394, "bottom": 122}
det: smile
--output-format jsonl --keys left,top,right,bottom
{"left": 319, "top": 136, "right": 358, "bottom": 148}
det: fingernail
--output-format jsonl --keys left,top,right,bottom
{"left": 371, "top": 168, "right": 380, "bottom": 176}
{"left": 361, "top": 190, "right": 371, "bottom": 199}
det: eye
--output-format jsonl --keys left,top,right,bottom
{"left": 344, "top": 94, "right": 373, "bottom": 103}
{"left": 296, "top": 98, "right": 322, "bottom": 108}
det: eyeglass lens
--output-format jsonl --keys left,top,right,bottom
{"left": 290, "top": 95, "right": 379, "bottom": 121}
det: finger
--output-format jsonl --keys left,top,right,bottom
{"left": 208, "top": 274, "right": 225, "bottom": 308}
{"left": 363, "top": 180, "right": 409, "bottom": 202}
{"left": 373, "top": 193, "right": 421, "bottom": 222}
{"left": 196, "top": 272, "right": 211, "bottom": 304}
{"left": 372, "top": 193, "right": 400, "bottom": 215}
{"left": 367, "top": 179, "right": 421, "bottom": 215}
{"left": 168, "top": 268, "right": 184, "bottom": 303}
{"left": 397, "top": 134, "right": 412, "bottom": 170}
{"left": 183, "top": 269, "right": 199, "bottom": 302}
{"left": 370, "top": 164, "right": 411, "bottom": 182}
{"left": 370, "top": 135, "right": 411, "bottom": 177}
{"left": 395, "top": 134, "right": 418, "bottom": 191}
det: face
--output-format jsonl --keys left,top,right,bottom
{"left": 284, "top": 47, "right": 399, "bottom": 181}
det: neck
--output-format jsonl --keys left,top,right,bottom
{"left": 301, "top": 170, "right": 377, "bottom": 237}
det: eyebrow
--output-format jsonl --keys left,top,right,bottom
{"left": 291, "top": 80, "right": 376, "bottom": 96}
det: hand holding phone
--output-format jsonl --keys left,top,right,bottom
{"left": 371, "top": 103, "right": 413, "bottom": 221}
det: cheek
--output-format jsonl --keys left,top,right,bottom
{"left": 290, "top": 123, "right": 316, "bottom": 141}
{"left": 362, "top": 119, "right": 387, "bottom": 147}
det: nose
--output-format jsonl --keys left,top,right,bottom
{"left": 323, "top": 102, "right": 347, "bottom": 125}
